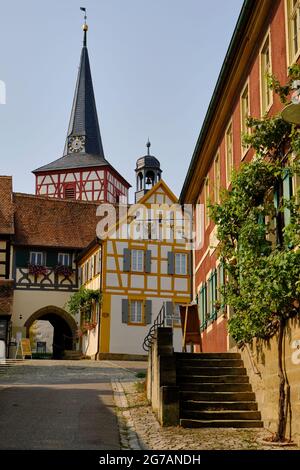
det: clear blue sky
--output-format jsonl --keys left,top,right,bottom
{"left": 0, "top": 0, "right": 243, "bottom": 201}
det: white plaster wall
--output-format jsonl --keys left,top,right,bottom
{"left": 12, "top": 290, "right": 79, "bottom": 329}
{"left": 107, "top": 257, "right": 116, "bottom": 271}
{"left": 109, "top": 295, "right": 182, "bottom": 354}
{"left": 147, "top": 277, "right": 157, "bottom": 290}
{"left": 160, "top": 277, "right": 171, "bottom": 291}
{"left": 130, "top": 275, "right": 144, "bottom": 289}
{"left": 107, "top": 273, "right": 119, "bottom": 287}
{"left": 174, "top": 278, "right": 188, "bottom": 292}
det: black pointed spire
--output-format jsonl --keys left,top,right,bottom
{"left": 63, "top": 19, "right": 105, "bottom": 159}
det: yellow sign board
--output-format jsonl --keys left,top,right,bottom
{"left": 16, "top": 338, "right": 32, "bottom": 359}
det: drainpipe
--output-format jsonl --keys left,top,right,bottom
{"left": 95, "top": 239, "right": 102, "bottom": 361}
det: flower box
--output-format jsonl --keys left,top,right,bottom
{"left": 28, "top": 264, "right": 48, "bottom": 276}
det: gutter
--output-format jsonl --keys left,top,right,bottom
{"left": 179, "top": 0, "right": 255, "bottom": 203}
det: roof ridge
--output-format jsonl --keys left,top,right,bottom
{"left": 13, "top": 192, "right": 100, "bottom": 205}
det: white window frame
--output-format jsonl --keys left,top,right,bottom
{"left": 131, "top": 249, "right": 144, "bottom": 272}
{"left": 214, "top": 151, "right": 220, "bottom": 204}
{"left": 175, "top": 252, "right": 187, "bottom": 275}
{"left": 260, "top": 30, "right": 273, "bottom": 116}
{"left": 29, "top": 251, "right": 44, "bottom": 265}
{"left": 58, "top": 253, "right": 71, "bottom": 266}
{"left": 240, "top": 80, "right": 250, "bottom": 159}
{"left": 285, "top": 0, "right": 300, "bottom": 66}
{"left": 225, "top": 121, "right": 234, "bottom": 188}
{"left": 129, "top": 300, "right": 144, "bottom": 324}
{"left": 204, "top": 177, "right": 210, "bottom": 228}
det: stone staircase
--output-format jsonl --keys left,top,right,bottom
{"left": 0, "top": 359, "right": 24, "bottom": 374}
{"left": 176, "top": 352, "right": 263, "bottom": 428}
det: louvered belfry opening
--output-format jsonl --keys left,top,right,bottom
{"left": 64, "top": 184, "right": 76, "bottom": 200}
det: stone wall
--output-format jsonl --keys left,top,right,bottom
{"left": 146, "top": 327, "right": 179, "bottom": 426}
{"left": 234, "top": 317, "right": 300, "bottom": 445}
{"left": 0, "top": 279, "right": 14, "bottom": 314}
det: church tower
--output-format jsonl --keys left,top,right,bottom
{"left": 33, "top": 19, "right": 130, "bottom": 203}
{"left": 135, "top": 141, "right": 162, "bottom": 202}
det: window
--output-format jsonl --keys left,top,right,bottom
{"left": 129, "top": 300, "right": 144, "bottom": 324}
{"left": 29, "top": 252, "right": 44, "bottom": 265}
{"left": 131, "top": 249, "right": 144, "bottom": 272}
{"left": 225, "top": 122, "right": 233, "bottom": 187}
{"left": 286, "top": 0, "right": 300, "bottom": 64}
{"left": 207, "top": 270, "right": 218, "bottom": 322}
{"left": 214, "top": 152, "right": 220, "bottom": 203}
{"left": 175, "top": 252, "right": 187, "bottom": 275}
{"left": 58, "top": 253, "right": 71, "bottom": 266}
{"left": 260, "top": 33, "right": 272, "bottom": 115}
{"left": 217, "top": 261, "right": 226, "bottom": 316}
{"left": 198, "top": 283, "right": 207, "bottom": 330}
{"left": 241, "top": 83, "right": 250, "bottom": 156}
{"left": 204, "top": 177, "right": 210, "bottom": 228}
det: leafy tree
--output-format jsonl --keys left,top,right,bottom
{"left": 210, "top": 65, "right": 300, "bottom": 442}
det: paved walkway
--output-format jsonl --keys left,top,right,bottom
{"left": 0, "top": 360, "right": 146, "bottom": 450}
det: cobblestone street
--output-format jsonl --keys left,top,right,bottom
{"left": 119, "top": 380, "right": 299, "bottom": 451}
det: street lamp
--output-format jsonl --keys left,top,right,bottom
{"left": 281, "top": 80, "right": 300, "bottom": 124}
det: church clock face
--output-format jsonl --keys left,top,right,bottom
{"left": 68, "top": 135, "right": 85, "bottom": 153}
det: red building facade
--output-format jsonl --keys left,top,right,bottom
{"left": 180, "top": 0, "right": 298, "bottom": 351}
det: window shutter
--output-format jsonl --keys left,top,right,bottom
{"left": 283, "top": 171, "right": 292, "bottom": 226}
{"left": 167, "top": 252, "right": 175, "bottom": 275}
{"left": 166, "top": 301, "right": 173, "bottom": 327}
{"left": 145, "top": 300, "right": 152, "bottom": 324}
{"left": 123, "top": 248, "right": 131, "bottom": 272}
{"left": 122, "top": 299, "right": 129, "bottom": 323}
{"left": 188, "top": 252, "right": 192, "bottom": 274}
{"left": 145, "top": 250, "right": 152, "bottom": 273}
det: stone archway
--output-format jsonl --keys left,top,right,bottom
{"left": 25, "top": 306, "right": 78, "bottom": 359}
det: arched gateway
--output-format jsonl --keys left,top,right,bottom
{"left": 25, "top": 306, "right": 78, "bottom": 359}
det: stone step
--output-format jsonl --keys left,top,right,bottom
{"left": 179, "top": 382, "right": 252, "bottom": 392}
{"left": 177, "top": 374, "right": 249, "bottom": 384}
{"left": 177, "top": 359, "right": 244, "bottom": 368}
{"left": 181, "top": 409, "right": 261, "bottom": 421}
{"left": 176, "top": 366, "right": 247, "bottom": 376}
{"left": 180, "top": 391, "right": 256, "bottom": 402}
{"left": 182, "top": 400, "right": 258, "bottom": 411}
{"left": 175, "top": 352, "right": 241, "bottom": 359}
{"left": 180, "top": 419, "right": 263, "bottom": 428}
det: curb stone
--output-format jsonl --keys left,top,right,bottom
{"left": 111, "top": 380, "right": 145, "bottom": 451}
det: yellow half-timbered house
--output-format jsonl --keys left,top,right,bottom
{"left": 78, "top": 179, "right": 191, "bottom": 357}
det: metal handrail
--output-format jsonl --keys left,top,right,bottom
{"left": 142, "top": 303, "right": 166, "bottom": 352}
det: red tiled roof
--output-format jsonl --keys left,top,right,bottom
{"left": 0, "top": 176, "right": 14, "bottom": 235}
{"left": 13, "top": 193, "right": 100, "bottom": 249}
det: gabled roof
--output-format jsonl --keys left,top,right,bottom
{"left": 138, "top": 179, "right": 178, "bottom": 205}
{"left": 179, "top": 0, "right": 255, "bottom": 203}
{"left": 0, "top": 176, "right": 14, "bottom": 235}
{"left": 33, "top": 153, "right": 109, "bottom": 173}
{"left": 13, "top": 193, "right": 100, "bottom": 249}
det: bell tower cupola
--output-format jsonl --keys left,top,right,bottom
{"left": 135, "top": 140, "right": 162, "bottom": 202}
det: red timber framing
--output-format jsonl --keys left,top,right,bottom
{"left": 35, "top": 166, "right": 129, "bottom": 203}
